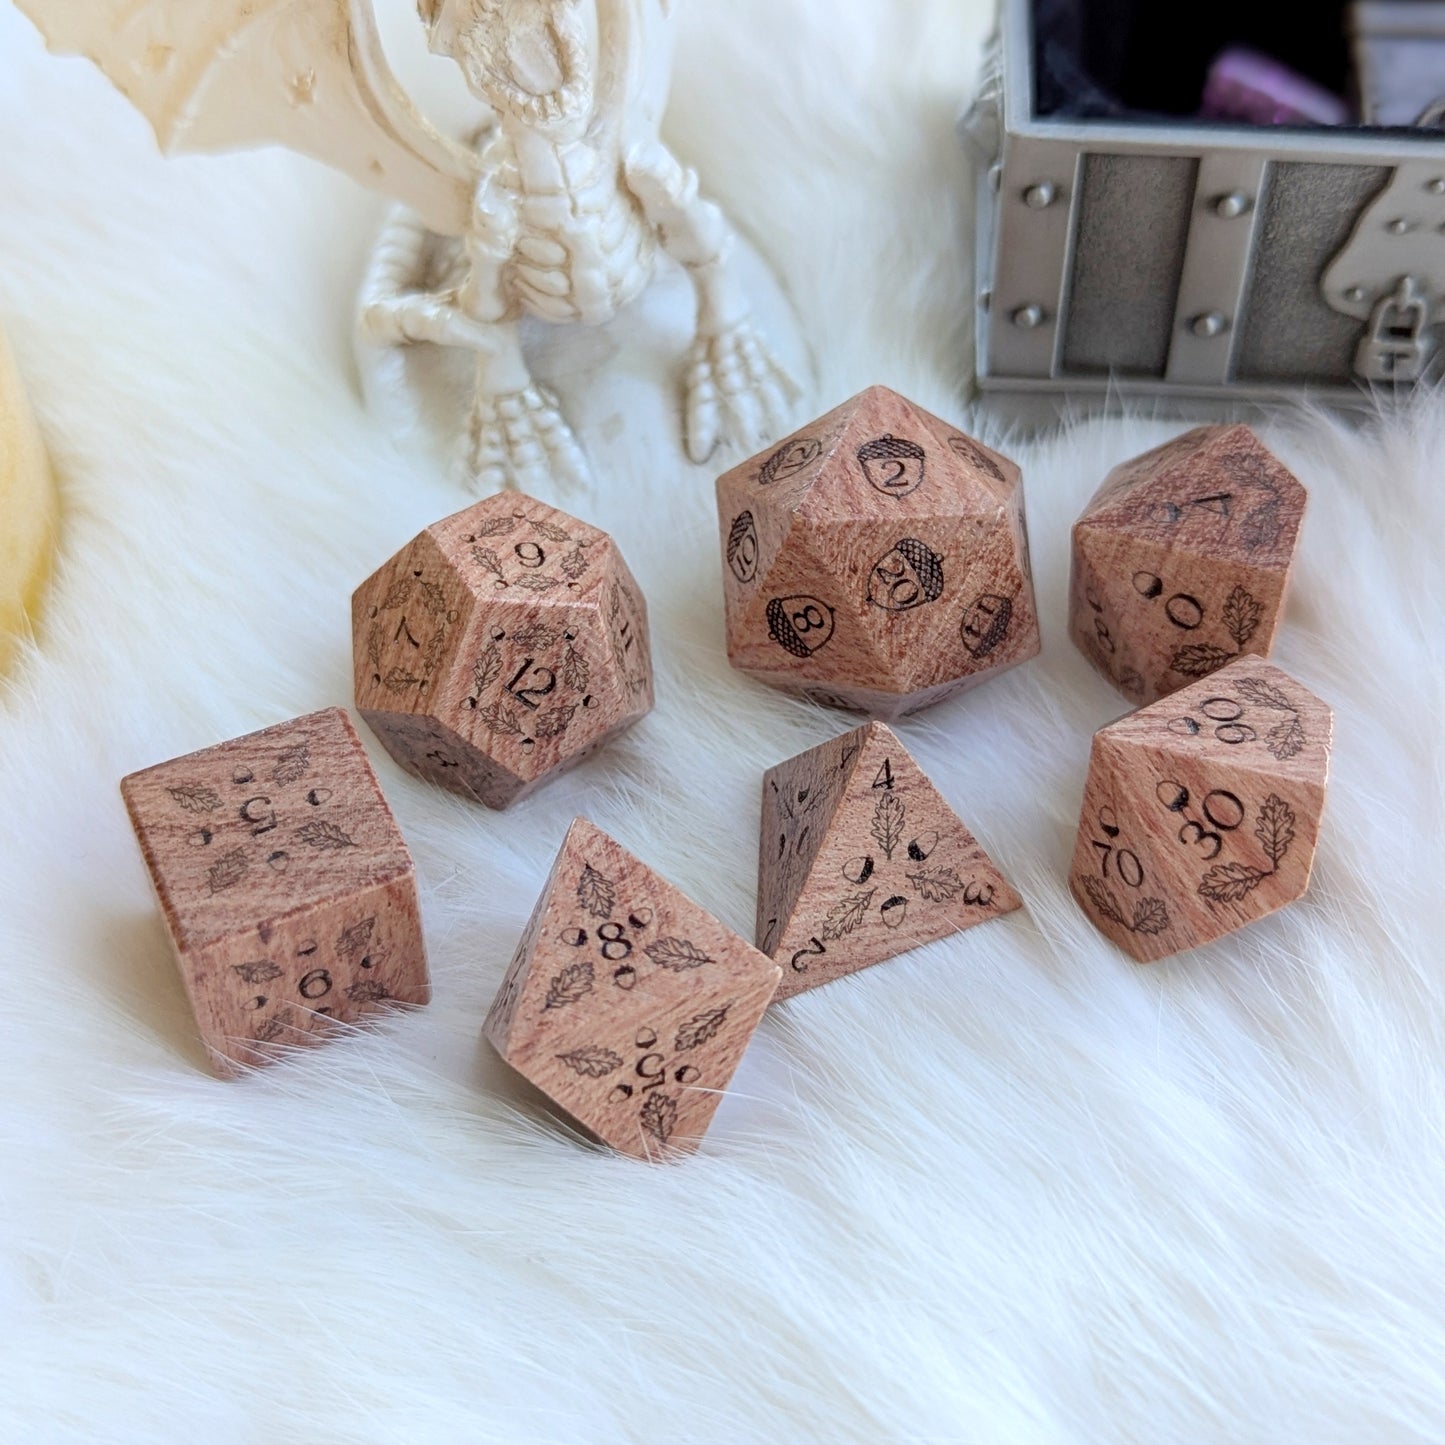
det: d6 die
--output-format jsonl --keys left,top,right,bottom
{"left": 485, "top": 819, "right": 782, "bottom": 1159}
{"left": 354, "top": 493, "right": 653, "bottom": 809}
{"left": 1070, "top": 659, "right": 1332, "bottom": 963}
{"left": 1070, "top": 425, "right": 1307, "bottom": 705}
{"left": 717, "top": 385, "right": 1040, "bottom": 719}
{"left": 121, "top": 708, "right": 429, "bottom": 1073}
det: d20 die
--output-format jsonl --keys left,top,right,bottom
{"left": 120, "top": 708, "right": 429, "bottom": 1074}
{"left": 484, "top": 818, "right": 781, "bottom": 1160}
{"left": 1070, "top": 425, "right": 1307, "bottom": 706}
{"left": 1069, "top": 658, "right": 1332, "bottom": 963}
{"left": 758, "top": 721, "right": 1021, "bottom": 999}
{"left": 717, "top": 385, "right": 1040, "bottom": 719}
{"left": 354, "top": 493, "right": 653, "bottom": 810}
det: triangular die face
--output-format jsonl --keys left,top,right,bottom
{"left": 1083, "top": 425, "right": 1305, "bottom": 571}
{"left": 766, "top": 724, "right": 1020, "bottom": 1000}
{"left": 757, "top": 724, "right": 869, "bottom": 953}
{"left": 486, "top": 819, "right": 781, "bottom": 1160}
{"left": 797, "top": 387, "right": 1003, "bottom": 524}
{"left": 1101, "top": 657, "right": 1333, "bottom": 782}
{"left": 716, "top": 394, "right": 864, "bottom": 516}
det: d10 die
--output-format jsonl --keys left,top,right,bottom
{"left": 484, "top": 818, "right": 781, "bottom": 1160}
{"left": 717, "top": 385, "right": 1040, "bottom": 719}
{"left": 1070, "top": 425, "right": 1307, "bottom": 705}
{"left": 120, "top": 708, "right": 429, "bottom": 1073}
{"left": 759, "top": 721, "right": 1021, "bottom": 998}
{"left": 1070, "top": 658, "right": 1332, "bottom": 963}
{"left": 354, "top": 493, "right": 653, "bottom": 810}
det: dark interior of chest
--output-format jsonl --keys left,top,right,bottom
{"left": 1033, "top": 0, "right": 1366, "bottom": 122}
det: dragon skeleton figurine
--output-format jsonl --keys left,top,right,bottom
{"left": 16, "top": 0, "right": 798, "bottom": 490}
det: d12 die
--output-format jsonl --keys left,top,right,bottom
{"left": 717, "top": 385, "right": 1040, "bottom": 719}
{"left": 1070, "top": 658, "right": 1332, "bottom": 963}
{"left": 759, "top": 722, "right": 1021, "bottom": 999}
{"left": 1070, "top": 425, "right": 1307, "bottom": 705}
{"left": 484, "top": 818, "right": 781, "bottom": 1160}
{"left": 354, "top": 493, "right": 653, "bottom": 810}
{"left": 120, "top": 708, "right": 429, "bottom": 1073}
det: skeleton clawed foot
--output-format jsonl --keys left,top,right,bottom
{"left": 460, "top": 381, "right": 593, "bottom": 495}
{"left": 683, "top": 319, "right": 801, "bottom": 466}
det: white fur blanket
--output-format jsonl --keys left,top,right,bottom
{"left": 3, "top": 2, "right": 1444, "bottom": 1441}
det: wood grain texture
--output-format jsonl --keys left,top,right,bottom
{"left": 758, "top": 722, "right": 1021, "bottom": 999}
{"left": 717, "top": 386, "right": 1040, "bottom": 720}
{"left": 120, "top": 708, "right": 429, "bottom": 1074}
{"left": 353, "top": 492, "right": 653, "bottom": 809}
{"left": 1069, "top": 658, "right": 1332, "bottom": 963}
{"left": 484, "top": 818, "right": 782, "bottom": 1160}
{"left": 1069, "top": 425, "right": 1307, "bottom": 706}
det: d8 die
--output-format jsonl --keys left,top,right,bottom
{"left": 1070, "top": 658, "right": 1332, "bottom": 963}
{"left": 121, "top": 708, "right": 429, "bottom": 1073}
{"left": 354, "top": 494, "right": 653, "bottom": 809}
{"left": 717, "top": 385, "right": 1040, "bottom": 719}
{"left": 485, "top": 819, "right": 782, "bottom": 1160}
{"left": 1070, "top": 425, "right": 1307, "bottom": 705}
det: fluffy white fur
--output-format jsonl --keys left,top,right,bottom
{"left": 3, "top": 2, "right": 1444, "bottom": 1441}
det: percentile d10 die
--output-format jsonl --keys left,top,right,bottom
{"left": 1070, "top": 658, "right": 1332, "bottom": 963}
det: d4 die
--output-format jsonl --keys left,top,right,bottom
{"left": 1070, "top": 658, "right": 1332, "bottom": 963}
{"left": 484, "top": 819, "right": 782, "bottom": 1159}
{"left": 758, "top": 721, "right": 1021, "bottom": 998}
{"left": 121, "top": 708, "right": 428, "bottom": 1073}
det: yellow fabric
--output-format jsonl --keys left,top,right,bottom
{"left": 0, "top": 321, "right": 56, "bottom": 671}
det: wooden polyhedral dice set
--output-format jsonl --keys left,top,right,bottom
{"left": 120, "top": 386, "right": 1332, "bottom": 1159}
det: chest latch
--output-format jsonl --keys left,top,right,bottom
{"left": 1355, "top": 276, "right": 1434, "bottom": 383}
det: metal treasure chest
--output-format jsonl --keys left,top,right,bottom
{"left": 965, "top": 0, "right": 1445, "bottom": 414}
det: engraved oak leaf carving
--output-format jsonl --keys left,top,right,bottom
{"left": 1266, "top": 717, "right": 1306, "bottom": 761}
{"left": 336, "top": 917, "right": 376, "bottom": 959}
{"left": 296, "top": 821, "right": 358, "bottom": 851}
{"left": 346, "top": 979, "right": 390, "bottom": 1003}
{"left": 560, "top": 548, "right": 589, "bottom": 580}
{"left": 232, "top": 961, "right": 283, "bottom": 984}
{"left": 544, "top": 960, "right": 595, "bottom": 1010}
{"left": 529, "top": 518, "right": 573, "bottom": 544}
{"left": 208, "top": 848, "right": 249, "bottom": 894}
{"left": 561, "top": 647, "right": 589, "bottom": 692}
{"left": 477, "top": 702, "right": 523, "bottom": 737}
{"left": 643, "top": 937, "right": 713, "bottom": 970}
{"left": 533, "top": 706, "right": 577, "bottom": 740}
{"left": 271, "top": 745, "right": 310, "bottom": 785}
{"left": 1198, "top": 862, "right": 1270, "bottom": 904}
{"left": 1254, "top": 794, "right": 1296, "bottom": 868}
{"left": 474, "top": 516, "right": 519, "bottom": 538}
{"left": 640, "top": 1092, "right": 678, "bottom": 1146}
{"left": 383, "top": 668, "right": 422, "bottom": 693}
{"left": 1170, "top": 643, "right": 1235, "bottom": 679}
{"left": 556, "top": 1045, "right": 624, "bottom": 1078}
{"left": 415, "top": 580, "right": 447, "bottom": 617}
{"left": 822, "top": 889, "right": 876, "bottom": 941}
{"left": 907, "top": 866, "right": 965, "bottom": 903}
{"left": 169, "top": 784, "right": 222, "bottom": 814}
{"left": 1131, "top": 897, "right": 1169, "bottom": 935}
{"left": 1222, "top": 586, "right": 1263, "bottom": 648}
{"left": 1082, "top": 875, "right": 1127, "bottom": 926}
{"left": 872, "top": 793, "right": 905, "bottom": 861}
{"left": 577, "top": 865, "right": 616, "bottom": 920}
{"left": 675, "top": 1003, "right": 731, "bottom": 1052}
{"left": 471, "top": 546, "right": 505, "bottom": 579}
{"left": 473, "top": 644, "right": 504, "bottom": 694}
{"left": 1236, "top": 677, "right": 1295, "bottom": 711}
{"left": 509, "top": 624, "right": 560, "bottom": 650}
{"left": 379, "top": 578, "right": 412, "bottom": 610}
{"left": 512, "top": 574, "right": 562, "bottom": 593}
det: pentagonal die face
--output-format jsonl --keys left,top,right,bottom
{"left": 353, "top": 495, "right": 654, "bottom": 809}
{"left": 1070, "top": 425, "right": 1306, "bottom": 705}
{"left": 717, "top": 386, "right": 1040, "bottom": 719}
{"left": 1069, "top": 658, "right": 1332, "bottom": 963}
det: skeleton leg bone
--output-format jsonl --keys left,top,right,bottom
{"left": 625, "top": 142, "right": 799, "bottom": 464}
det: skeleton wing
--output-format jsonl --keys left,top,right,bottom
{"left": 14, "top": 0, "right": 480, "bottom": 237}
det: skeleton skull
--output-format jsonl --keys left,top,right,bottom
{"left": 422, "top": 0, "right": 594, "bottom": 127}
